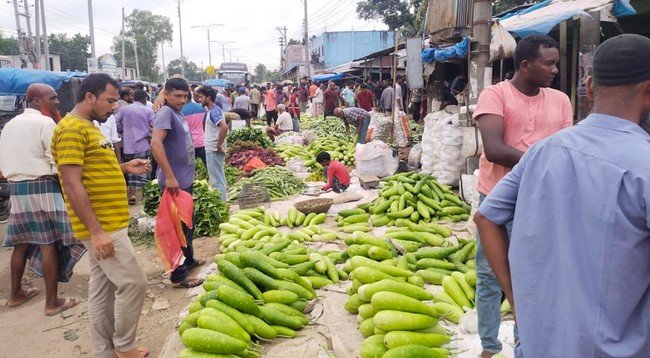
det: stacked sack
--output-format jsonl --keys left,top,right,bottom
{"left": 421, "top": 107, "right": 463, "bottom": 186}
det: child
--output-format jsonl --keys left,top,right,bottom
{"left": 316, "top": 151, "right": 351, "bottom": 193}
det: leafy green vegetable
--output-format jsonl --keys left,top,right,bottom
{"left": 227, "top": 166, "right": 306, "bottom": 202}
{"left": 225, "top": 166, "right": 241, "bottom": 186}
{"left": 227, "top": 128, "right": 273, "bottom": 148}
{"left": 195, "top": 160, "right": 208, "bottom": 181}
{"left": 142, "top": 179, "right": 230, "bottom": 237}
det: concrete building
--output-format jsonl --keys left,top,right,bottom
{"left": 98, "top": 53, "right": 137, "bottom": 80}
{"left": 310, "top": 31, "right": 394, "bottom": 69}
{"left": 2, "top": 53, "right": 62, "bottom": 72}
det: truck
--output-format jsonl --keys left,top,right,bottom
{"left": 218, "top": 62, "right": 249, "bottom": 87}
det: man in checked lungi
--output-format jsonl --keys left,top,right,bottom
{"left": 0, "top": 83, "right": 86, "bottom": 315}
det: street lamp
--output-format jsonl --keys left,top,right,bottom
{"left": 191, "top": 24, "right": 224, "bottom": 67}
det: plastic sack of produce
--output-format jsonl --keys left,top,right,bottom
{"left": 302, "top": 129, "right": 319, "bottom": 144}
{"left": 285, "top": 157, "right": 309, "bottom": 175}
{"left": 275, "top": 131, "right": 304, "bottom": 145}
{"left": 408, "top": 143, "right": 422, "bottom": 170}
{"left": 154, "top": 189, "right": 193, "bottom": 272}
{"left": 438, "top": 113, "right": 463, "bottom": 186}
{"left": 354, "top": 140, "right": 399, "bottom": 178}
{"left": 242, "top": 156, "right": 267, "bottom": 173}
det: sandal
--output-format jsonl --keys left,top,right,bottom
{"left": 6, "top": 287, "right": 39, "bottom": 308}
{"left": 188, "top": 257, "right": 206, "bottom": 270}
{"left": 172, "top": 277, "right": 204, "bottom": 288}
{"left": 45, "top": 297, "right": 79, "bottom": 316}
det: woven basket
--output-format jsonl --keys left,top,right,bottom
{"left": 238, "top": 182, "right": 270, "bottom": 209}
{"left": 294, "top": 198, "right": 333, "bottom": 214}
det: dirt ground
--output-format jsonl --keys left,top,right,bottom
{"left": 0, "top": 206, "right": 219, "bottom": 358}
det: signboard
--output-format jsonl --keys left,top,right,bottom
{"left": 406, "top": 38, "right": 424, "bottom": 89}
{"left": 87, "top": 58, "right": 98, "bottom": 73}
{"left": 219, "top": 62, "right": 248, "bottom": 72}
{"left": 206, "top": 65, "right": 216, "bottom": 77}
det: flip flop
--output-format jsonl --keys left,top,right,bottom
{"left": 6, "top": 287, "right": 39, "bottom": 308}
{"left": 188, "top": 258, "right": 206, "bottom": 270}
{"left": 172, "top": 277, "right": 204, "bottom": 288}
{"left": 44, "top": 297, "right": 79, "bottom": 316}
{"left": 138, "top": 347, "right": 149, "bottom": 357}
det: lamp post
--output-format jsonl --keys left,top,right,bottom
{"left": 191, "top": 24, "right": 223, "bottom": 67}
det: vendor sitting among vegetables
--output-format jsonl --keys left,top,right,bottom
{"left": 266, "top": 104, "right": 293, "bottom": 141}
{"left": 316, "top": 151, "right": 350, "bottom": 193}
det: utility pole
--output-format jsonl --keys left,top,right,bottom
{"left": 469, "top": 0, "right": 491, "bottom": 106}
{"left": 22, "top": 0, "right": 33, "bottom": 39}
{"left": 191, "top": 24, "right": 223, "bottom": 67}
{"left": 12, "top": 0, "right": 27, "bottom": 65}
{"left": 34, "top": 0, "right": 40, "bottom": 68}
{"left": 275, "top": 26, "right": 287, "bottom": 71}
{"left": 121, "top": 7, "right": 126, "bottom": 79}
{"left": 40, "top": 0, "right": 49, "bottom": 70}
{"left": 87, "top": 0, "right": 96, "bottom": 59}
{"left": 161, "top": 42, "right": 166, "bottom": 80}
{"left": 212, "top": 41, "right": 234, "bottom": 63}
{"left": 229, "top": 48, "right": 239, "bottom": 62}
{"left": 303, "top": 0, "right": 311, "bottom": 77}
{"left": 177, "top": 0, "right": 186, "bottom": 77}
{"left": 133, "top": 37, "right": 140, "bottom": 80}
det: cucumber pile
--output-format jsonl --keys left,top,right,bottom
{"left": 306, "top": 138, "right": 356, "bottom": 167}
{"left": 274, "top": 143, "right": 322, "bottom": 173}
{"left": 364, "top": 172, "right": 472, "bottom": 225}
{"left": 178, "top": 206, "right": 351, "bottom": 356}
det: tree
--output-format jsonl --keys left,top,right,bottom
{"left": 0, "top": 33, "right": 20, "bottom": 55}
{"left": 167, "top": 58, "right": 206, "bottom": 82}
{"left": 253, "top": 63, "right": 267, "bottom": 83}
{"left": 48, "top": 33, "right": 90, "bottom": 72}
{"left": 112, "top": 9, "right": 173, "bottom": 82}
{"left": 356, "top": 0, "right": 429, "bottom": 35}
{"left": 493, "top": 0, "right": 529, "bottom": 15}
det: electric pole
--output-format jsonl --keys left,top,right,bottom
{"left": 469, "top": 0, "right": 491, "bottom": 106}
{"left": 191, "top": 24, "right": 223, "bottom": 67}
{"left": 121, "top": 7, "right": 126, "bottom": 79}
{"left": 88, "top": 0, "right": 96, "bottom": 60}
{"left": 34, "top": 0, "right": 40, "bottom": 68}
{"left": 177, "top": 0, "right": 186, "bottom": 77}
{"left": 133, "top": 37, "right": 140, "bottom": 80}
{"left": 276, "top": 26, "right": 287, "bottom": 71}
{"left": 303, "top": 0, "right": 311, "bottom": 77}
{"left": 212, "top": 41, "right": 234, "bottom": 63}
{"left": 40, "top": 0, "right": 49, "bottom": 70}
{"left": 12, "top": 0, "right": 27, "bottom": 65}
{"left": 161, "top": 43, "right": 166, "bottom": 81}
{"left": 22, "top": 0, "right": 33, "bottom": 40}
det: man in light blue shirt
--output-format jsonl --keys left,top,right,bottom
{"left": 475, "top": 34, "right": 650, "bottom": 358}
{"left": 340, "top": 83, "right": 355, "bottom": 107}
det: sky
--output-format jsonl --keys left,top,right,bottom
{"left": 0, "top": 0, "right": 387, "bottom": 72}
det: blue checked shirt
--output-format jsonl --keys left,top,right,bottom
{"left": 479, "top": 114, "right": 650, "bottom": 358}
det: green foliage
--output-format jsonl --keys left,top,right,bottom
{"left": 493, "top": 0, "right": 529, "bottom": 15}
{"left": 253, "top": 63, "right": 267, "bottom": 83}
{"left": 112, "top": 9, "right": 173, "bottom": 82}
{"left": 128, "top": 217, "right": 154, "bottom": 246}
{"left": 226, "top": 128, "right": 273, "bottom": 148}
{"left": 143, "top": 179, "right": 230, "bottom": 238}
{"left": 196, "top": 159, "right": 208, "bottom": 181}
{"left": 48, "top": 33, "right": 90, "bottom": 72}
{"left": 225, "top": 166, "right": 241, "bottom": 187}
{"left": 0, "top": 33, "right": 20, "bottom": 55}
{"left": 167, "top": 58, "right": 207, "bottom": 82}
{"left": 356, "top": 0, "right": 428, "bottom": 35}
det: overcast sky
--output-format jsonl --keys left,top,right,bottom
{"left": 0, "top": 0, "right": 387, "bottom": 71}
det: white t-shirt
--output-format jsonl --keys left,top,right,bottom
{"left": 314, "top": 88, "right": 324, "bottom": 103}
{"left": 94, "top": 115, "right": 121, "bottom": 144}
{"left": 0, "top": 108, "right": 57, "bottom": 181}
{"left": 276, "top": 112, "right": 293, "bottom": 131}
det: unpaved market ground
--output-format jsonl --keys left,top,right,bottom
{"left": 0, "top": 206, "right": 219, "bottom": 358}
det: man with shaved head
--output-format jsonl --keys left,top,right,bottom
{"left": 0, "top": 83, "right": 86, "bottom": 316}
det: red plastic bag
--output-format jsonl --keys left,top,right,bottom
{"left": 242, "top": 156, "right": 268, "bottom": 173}
{"left": 154, "top": 189, "right": 194, "bottom": 272}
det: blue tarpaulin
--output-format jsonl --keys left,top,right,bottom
{"left": 421, "top": 37, "right": 469, "bottom": 64}
{"left": 312, "top": 73, "right": 345, "bottom": 83}
{"left": 204, "top": 78, "right": 230, "bottom": 88}
{"left": 499, "top": 0, "right": 636, "bottom": 37}
{"left": 0, "top": 68, "right": 85, "bottom": 96}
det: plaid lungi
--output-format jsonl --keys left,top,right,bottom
{"left": 3, "top": 176, "right": 86, "bottom": 282}
{"left": 124, "top": 150, "right": 151, "bottom": 188}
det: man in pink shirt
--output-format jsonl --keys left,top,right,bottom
{"left": 316, "top": 152, "right": 350, "bottom": 193}
{"left": 473, "top": 34, "right": 573, "bottom": 357}
{"left": 263, "top": 88, "right": 278, "bottom": 126}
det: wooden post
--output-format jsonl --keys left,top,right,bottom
{"left": 560, "top": 20, "right": 568, "bottom": 93}
{"left": 391, "top": 30, "right": 399, "bottom": 142}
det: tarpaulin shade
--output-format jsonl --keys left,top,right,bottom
{"left": 421, "top": 37, "right": 470, "bottom": 63}
{"left": 0, "top": 68, "right": 85, "bottom": 96}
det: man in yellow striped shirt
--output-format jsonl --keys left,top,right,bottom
{"left": 52, "top": 73, "right": 151, "bottom": 358}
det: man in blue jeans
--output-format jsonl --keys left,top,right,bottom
{"left": 151, "top": 77, "right": 205, "bottom": 288}
{"left": 196, "top": 86, "right": 229, "bottom": 201}
{"left": 473, "top": 34, "right": 573, "bottom": 356}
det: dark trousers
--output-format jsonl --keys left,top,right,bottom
{"left": 324, "top": 109, "right": 335, "bottom": 117}
{"left": 195, "top": 147, "right": 206, "bottom": 167}
{"left": 163, "top": 184, "right": 195, "bottom": 283}
{"left": 251, "top": 103, "right": 259, "bottom": 118}
{"left": 266, "top": 109, "right": 278, "bottom": 125}
{"left": 323, "top": 167, "right": 349, "bottom": 193}
{"left": 412, "top": 101, "right": 422, "bottom": 121}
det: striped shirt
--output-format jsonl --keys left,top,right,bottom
{"left": 51, "top": 113, "right": 129, "bottom": 240}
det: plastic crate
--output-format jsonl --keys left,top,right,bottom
{"left": 238, "top": 182, "right": 271, "bottom": 209}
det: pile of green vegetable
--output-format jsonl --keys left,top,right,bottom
{"left": 227, "top": 127, "right": 273, "bottom": 148}
{"left": 361, "top": 172, "right": 471, "bottom": 225}
{"left": 306, "top": 137, "right": 356, "bottom": 167}
{"left": 225, "top": 166, "right": 241, "bottom": 186}
{"left": 302, "top": 116, "right": 353, "bottom": 141}
{"left": 142, "top": 179, "right": 229, "bottom": 237}
{"left": 178, "top": 207, "right": 350, "bottom": 356}
{"left": 227, "top": 167, "right": 306, "bottom": 202}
